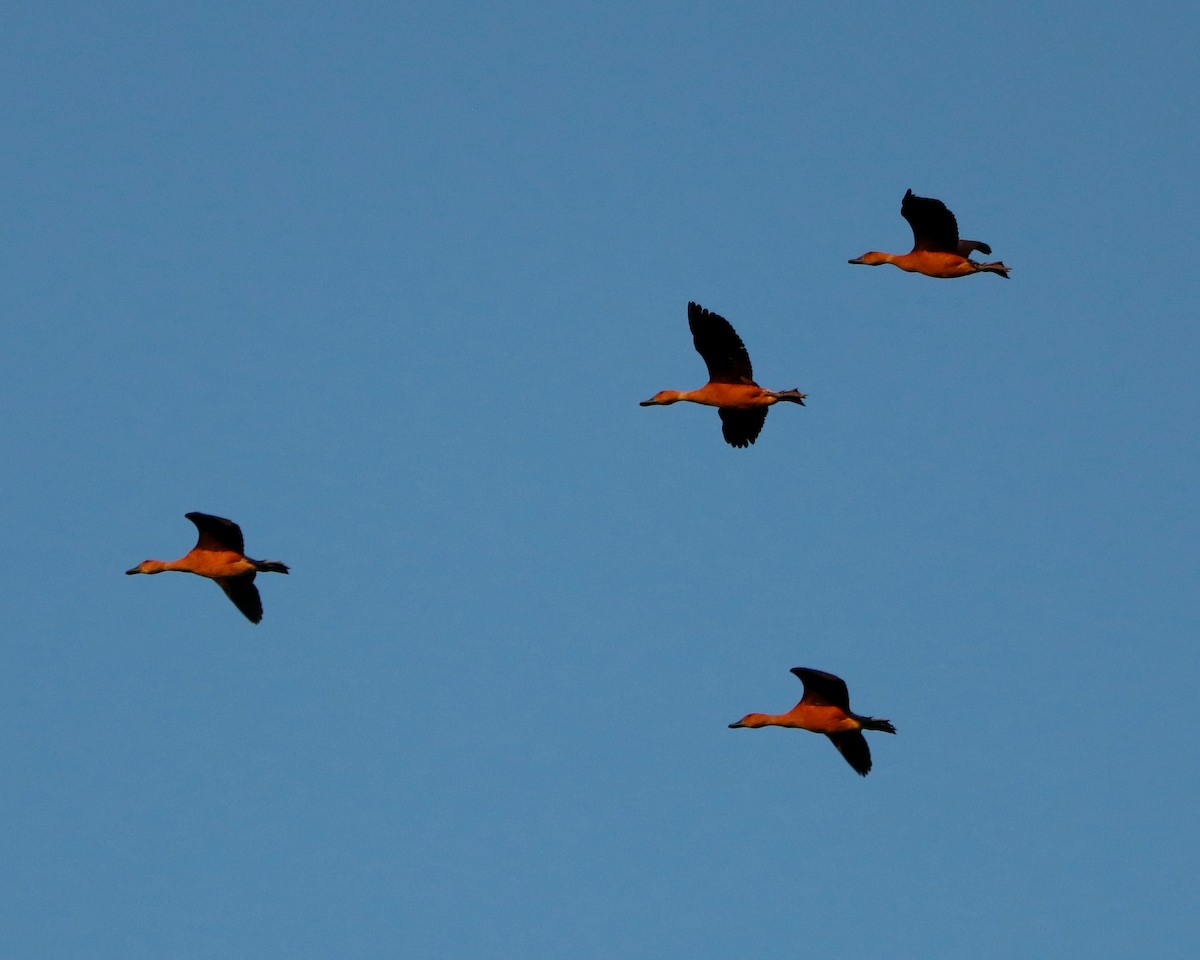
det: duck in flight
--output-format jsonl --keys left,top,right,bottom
{"left": 729, "top": 667, "right": 896, "bottom": 776}
{"left": 640, "top": 301, "right": 806, "bottom": 448}
{"left": 126, "top": 512, "right": 289, "bottom": 624}
{"left": 849, "top": 189, "right": 1010, "bottom": 278}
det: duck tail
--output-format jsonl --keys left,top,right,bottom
{"left": 255, "top": 560, "right": 290, "bottom": 575}
{"left": 771, "top": 389, "right": 807, "bottom": 405}
{"left": 860, "top": 716, "right": 896, "bottom": 735}
{"left": 977, "top": 261, "right": 1010, "bottom": 279}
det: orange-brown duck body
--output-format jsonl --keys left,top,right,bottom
{"left": 729, "top": 667, "right": 896, "bottom": 776}
{"left": 640, "top": 301, "right": 806, "bottom": 448}
{"left": 126, "top": 512, "right": 289, "bottom": 624}
{"left": 850, "top": 189, "right": 1010, "bottom": 279}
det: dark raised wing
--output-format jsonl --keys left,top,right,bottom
{"left": 186, "top": 512, "right": 245, "bottom": 554}
{"left": 901, "top": 188, "right": 960, "bottom": 253}
{"left": 688, "top": 301, "right": 754, "bottom": 384}
{"left": 719, "top": 408, "right": 768, "bottom": 448}
{"left": 791, "top": 667, "right": 852, "bottom": 711}
{"left": 827, "top": 730, "right": 872, "bottom": 776}
{"left": 216, "top": 573, "right": 263, "bottom": 623}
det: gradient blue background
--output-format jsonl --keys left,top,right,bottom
{"left": 3, "top": 3, "right": 1197, "bottom": 957}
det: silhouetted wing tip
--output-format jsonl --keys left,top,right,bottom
{"left": 688, "top": 301, "right": 754, "bottom": 383}
{"left": 217, "top": 575, "right": 263, "bottom": 624}
{"left": 719, "top": 408, "right": 767, "bottom": 448}
{"left": 827, "top": 731, "right": 872, "bottom": 776}
{"left": 791, "top": 667, "right": 852, "bottom": 710}
{"left": 900, "top": 190, "right": 960, "bottom": 253}
{"left": 186, "top": 512, "right": 246, "bottom": 553}
{"left": 959, "top": 239, "right": 992, "bottom": 256}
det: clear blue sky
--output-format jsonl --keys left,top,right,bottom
{"left": 3, "top": 3, "right": 1197, "bottom": 958}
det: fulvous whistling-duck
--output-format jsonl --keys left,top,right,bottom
{"left": 849, "top": 189, "right": 1010, "bottom": 279}
{"left": 126, "top": 512, "right": 289, "bottom": 624}
{"left": 640, "top": 301, "right": 806, "bottom": 448}
{"left": 729, "top": 667, "right": 896, "bottom": 776}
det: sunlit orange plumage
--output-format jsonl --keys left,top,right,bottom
{"left": 850, "top": 189, "right": 1009, "bottom": 279}
{"left": 640, "top": 302, "right": 806, "bottom": 448}
{"left": 729, "top": 667, "right": 896, "bottom": 776}
{"left": 126, "top": 512, "right": 289, "bottom": 624}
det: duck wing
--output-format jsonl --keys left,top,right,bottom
{"left": 186, "top": 512, "right": 246, "bottom": 554}
{"left": 688, "top": 302, "right": 754, "bottom": 384}
{"left": 957, "top": 238, "right": 992, "bottom": 257}
{"left": 790, "top": 667, "right": 852, "bottom": 711}
{"left": 718, "top": 408, "right": 767, "bottom": 448}
{"left": 826, "top": 730, "right": 872, "bottom": 776}
{"left": 901, "top": 189, "right": 960, "bottom": 253}
{"left": 216, "top": 573, "right": 263, "bottom": 623}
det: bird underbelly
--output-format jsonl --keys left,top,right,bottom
{"left": 785, "top": 706, "right": 860, "bottom": 734}
{"left": 896, "top": 252, "right": 975, "bottom": 278}
{"left": 184, "top": 551, "right": 257, "bottom": 579}
{"left": 692, "top": 383, "right": 771, "bottom": 409}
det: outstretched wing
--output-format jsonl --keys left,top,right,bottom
{"left": 791, "top": 667, "right": 852, "bottom": 711}
{"left": 688, "top": 302, "right": 754, "bottom": 384}
{"left": 186, "top": 512, "right": 245, "bottom": 554}
{"left": 216, "top": 573, "right": 263, "bottom": 623}
{"left": 901, "top": 189, "right": 960, "bottom": 253}
{"left": 827, "top": 730, "right": 872, "bottom": 776}
{"left": 719, "top": 408, "right": 767, "bottom": 448}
